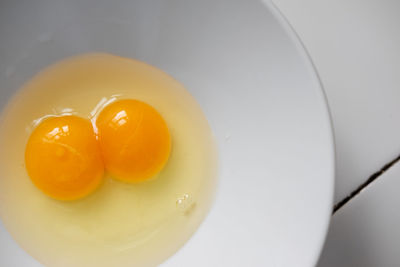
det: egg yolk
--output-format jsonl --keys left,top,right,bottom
{"left": 96, "top": 99, "right": 171, "bottom": 183}
{"left": 25, "top": 116, "right": 104, "bottom": 201}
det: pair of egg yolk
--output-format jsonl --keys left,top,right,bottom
{"left": 25, "top": 99, "right": 171, "bottom": 201}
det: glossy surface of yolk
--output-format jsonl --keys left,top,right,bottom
{"left": 96, "top": 99, "right": 171, "bottom": 182}
{"left": 25, "top": 116, "right": 104, "bottom": 200}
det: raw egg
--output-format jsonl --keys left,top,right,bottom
{"left": 0, "top": 53, "right": 217, "bottom": 267}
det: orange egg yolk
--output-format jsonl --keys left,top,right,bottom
{"left": 25, "top": 116, "right": 104, "bottom": 201}
{"left": 96, "top": 99, "right": 171, "bottom": 183}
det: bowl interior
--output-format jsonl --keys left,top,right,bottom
{"left": 0, "top": 0, "right": 334, "bottom": 266}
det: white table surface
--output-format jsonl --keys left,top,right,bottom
{"left": 273, "top": 0, "right": 400, "bottom": 266}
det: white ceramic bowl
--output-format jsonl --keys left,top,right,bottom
{"left": 0, "top": 0, "right": 334, "bottom": 266}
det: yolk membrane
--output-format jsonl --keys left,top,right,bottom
{"left": 96, "top": 99, "right": 171, "bottom": 183}
{"left": 25, "top": 115, "right": 104, "bottom": 201}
